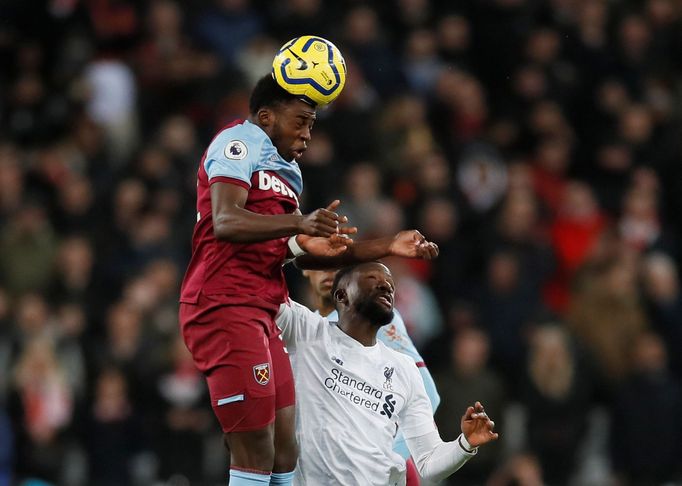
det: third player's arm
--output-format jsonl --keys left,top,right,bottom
{"left": 211, "top": 183, "right": 344, "bottom": 243}
{"left": 293, "top": 230, "right": 439, "bottom": 270}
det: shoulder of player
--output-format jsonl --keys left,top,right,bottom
{"left": 289, "top": 300, "right": 329, "bottom": 328}
{"left": 378, "top": 341, "right": 416, "bottom": 369}
{"left": 211, "top": 121, "right": 267, "bottom": 155}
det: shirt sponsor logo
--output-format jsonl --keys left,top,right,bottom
{"left": 323, "top": 367, "right": 404, "bottom": 419}
{"left": 225, "top": 140, "right": 248, "bottom": 160}
{"left": 257, "top": 171, "right": 299, "bottom": 204}
{"left": 253, "top": 363, "right": 270, "bottom": 385}
{"left": 380, "top": 394, "right": 397, "bottom": 419}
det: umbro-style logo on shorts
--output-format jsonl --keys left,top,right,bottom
{"left": 253, "top": 363, "right": 270, "bottom": 385}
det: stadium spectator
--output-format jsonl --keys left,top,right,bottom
{"left": 82, "top": 367, "right": 147, "bottom": 486}
{"left": 433, "top": 327, "right": 507, "bottom": 486}
{"left": 520, "top": 325, "right": 596, "bottom": 485}
{"left": 567, "top": 253, "right": 649, "bottom": 389}
{"left": 610, "top": 330, "right": 682, "bottom": 485}
{"left": 149, "top": 335, "right": 212, "bottom": 483}
{"left": 641, "top": 252, "right": 682, "bottom": 379}
{"left": 486, "top": 452, "right": 546, "bottom": 486}
{"left": 8, "top": 337, "right": 75, "bottom": 484}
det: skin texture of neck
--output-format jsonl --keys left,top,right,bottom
{"left": 316, "top": 295, "right": 335, "bottom": 317}
{"left": 337, "top": 309, "right": 379, "bottom": 347}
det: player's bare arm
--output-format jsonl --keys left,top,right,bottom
{"left": 293, "top": 229, "right": 439, "bottom": 269}
{"left": 211, "top": 183, "right": 350, "bottom": 242}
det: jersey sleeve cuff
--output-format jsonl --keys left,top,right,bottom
{"left": 457, "top": 434, "right": 478, "bottom": 455}
{"left": 209, "top": 176, "right": 250, "bottom": 190}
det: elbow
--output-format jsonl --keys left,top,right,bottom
{"left": 414, "top": 458, "right": 437, "bottom": 482}
{"left": 213, "top": 216, "right": 240, "bottom": 242}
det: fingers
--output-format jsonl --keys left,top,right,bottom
{"left": 338, "top": 226, "right": 358, "bottom": 235}
{"left": 463, "top": 401, "right": 500, "bottom": 445}
{"left": 471, "top": 401, "right": 485, "bottom": 419}
{"left": 325, "top": 199, "right": 341, "bottom": 212}
{"left": 327, "top": 245, "right": 348, "bottom": 256}
{"left": 306, "top": 201, "right": 353, "bottom": 237}
{"left": 414, "top": 241, "right": 440, "bottom": 260}
{"left": 329, "top": 233, "right": 354, "bottom": 246}
{"left": 310, "top": 209, "right": 341, "bottom": 236}
{"left": 418, "top": 241, "right": 439, "bottom": 259}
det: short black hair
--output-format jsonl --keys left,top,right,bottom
{"left": 331, "top": 262, "right": 386, "bottom": 298}
{"left": 331, "top": 264, "right": 360, "bottom": 298}
{"left": 249, "top": 74, "right": 304, "bottom": 115}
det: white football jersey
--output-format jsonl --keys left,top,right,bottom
{"left": 276, "top": 300, "right": 436, "bottom": 486}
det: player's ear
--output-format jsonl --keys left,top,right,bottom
{"left": 257, "top": 108, "right": 274, "bottom": 127}
{"left": 333, "top": 289, "right": 347, "bottom": 305}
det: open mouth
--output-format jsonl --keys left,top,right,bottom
{"left": 376, "top": 295, "right": 392, "bottom": 308}
{"left": 293, "top": 146, "right": 307, "bottom": 159}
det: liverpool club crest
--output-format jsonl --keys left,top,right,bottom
{"left": 383, "top": 366, "right": 394, "bottom": 390}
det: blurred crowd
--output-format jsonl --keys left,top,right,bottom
{"left": 1, "top": 0, "right": 682, "bottom": 485}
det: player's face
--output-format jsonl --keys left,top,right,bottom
{"left": 271, "top": 100, "right": 316, "bottom": 161}
{"left": 306, "top": 269, "right": 337, "bottom": 299}
{"left": 349, "top": 263, "right": 395, "bottom": 327}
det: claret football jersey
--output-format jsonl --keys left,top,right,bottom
{"left": 180, "top": 120, "right": 303, "bottom": 310}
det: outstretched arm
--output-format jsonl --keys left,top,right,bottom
{"left": 406, "top": 401, "right": 498, "bottom": 482}
{"left": 293, "top": 230, "right": 439, "bottom": 270}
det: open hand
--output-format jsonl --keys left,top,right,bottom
{"left": 388, "top": 230, "right": 439, "bottom": 259}
{"left": 461, "top": 401, "right": 499, "bottom": 447}
{"left": 297, "top": 233, "right": 354, "bottom": 258}
{"left": 299, "top": 200, "right": 357, "bottom": 237}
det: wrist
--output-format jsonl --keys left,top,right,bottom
{"left": 293, "top": 215, "right": 303, "bottom": 234}
{"left": 287, "top": 235, "right": 307, "bottom": 257}
{"left": 386, "top": 236, "right": 399, "bottom": 256}
{"left": 458, "top": 434, "right": 477, "bottom": 454}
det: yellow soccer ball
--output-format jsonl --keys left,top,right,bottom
{"left": 272, "top": 35, "right": 347, "bottom": 107}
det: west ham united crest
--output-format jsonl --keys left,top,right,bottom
{"left": 253, "top": 363, "right": 270, "bottom": 385}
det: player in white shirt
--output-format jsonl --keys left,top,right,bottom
{"left": 303, "top": 268, "right": 440, "bottom": 485}
{"left": 277, "top": 262, "right": 498, "bottom": 485}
